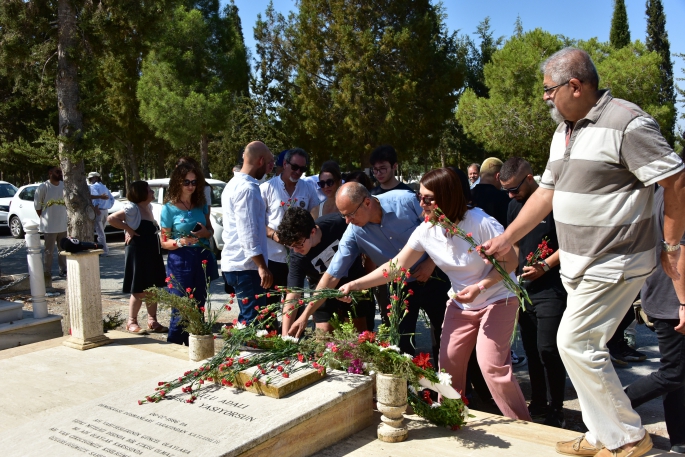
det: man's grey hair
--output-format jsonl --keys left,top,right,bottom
{"left": 500, "top": 157, "right": 534, "bottom": 182}
{"left": 468, "top": 163, "right": 480, "bottom": 171}
{"left": 541, "top": 47, "right": 599, "bottom": 90}
{"left": 336, "top": 182, "right": 371, "bottom": 205}
{"left": 284, "top": 148, "right": 309, "bottom": 166}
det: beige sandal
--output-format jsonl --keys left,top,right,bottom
{"left": 127, "top": 318, "right": 149, "bottom": 335}
{"left": 147, "top": 317, "right": 169, "bottom": 333}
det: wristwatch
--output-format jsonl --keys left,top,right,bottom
{"left": 662, "top": 241, "right": 681, "bottom": 253}
{"left": 541, "top": 260, "right": 550, "bottom": 272}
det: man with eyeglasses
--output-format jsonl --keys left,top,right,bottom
{"left": 286, "top": 182, "right": 450, "bottom": 365}
{"left": 260, "top": 148, "right": 321, "bottom": 306}
{"left": 276, "top": 207, "right": 374, "bottom": 335}
{"left": 369, "top": 145, "right": 413, "bottom": 195}
{"left": 500, "top": 157, "right": 568, "bottom": 428}
{"left": 483, "top": 48, "right": 685, "bottom": 457}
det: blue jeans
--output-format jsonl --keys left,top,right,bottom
{"left": 223, "top": 270, "right": 266, "bottom": 324}
{"left": 166, "top": 248, "right": 212, "bottom": 345}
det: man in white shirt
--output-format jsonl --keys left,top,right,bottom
{"left": 87, "top": 172, "right": 114, "bottom": 256}
{"left": 260, "top": 148, "right": 320, "bottom": 297}
{"left": 34, "top": 165, "right": 68, "bottom": 277}
{"left": 222, "top": 141, "right": 274, "bottom": 324}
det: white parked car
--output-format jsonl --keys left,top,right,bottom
{"left": 0, "top": 181, "right": 19, "bottom": 230}
{"left": 7, "top": 183, "right": 124, "bottom": 239}
{"left": 146, "top": 178, "right": 225, "bottom": 257}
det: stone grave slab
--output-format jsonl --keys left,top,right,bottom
{"left": 0, "top": 367, "right": 373, "bottom": 457}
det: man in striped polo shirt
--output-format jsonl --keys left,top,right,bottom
{"left": 483, "top": 48, "right": 685, "bottom": 457}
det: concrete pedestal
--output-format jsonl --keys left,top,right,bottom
{"left": 61, "top": 250, "right": 111, "bottom": 350}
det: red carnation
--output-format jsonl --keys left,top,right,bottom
{"left": 202, "top": 259, "right": 208, "bottom": 265}
{"left": 186, "top": 287, "right": 192, "bottom": 293}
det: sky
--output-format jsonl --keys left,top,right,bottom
{"left": 227, "top": 0, "right": 685, "bottom": 126}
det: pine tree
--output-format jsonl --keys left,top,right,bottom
{"left": 610, "top": 0, "right": 630, "bottom": 48}
{"left": 513, "top": 15, "right": 523, "bottom": 38}
{"left": 645, "top": 0, "right": 676, "bottom": 146}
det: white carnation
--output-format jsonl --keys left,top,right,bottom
{"left": 280, "top": 335, "right": 299, "bottom": 343}
{"left": 255, "top": 330, "right": 268, "bottom": 338}
{"left": 430, "top": 402, "right": 441, "bottom": 409}
{"left": 234, "top": 322, "right": 246, "bottom": 330}
{"left": 437, "top": 371, "right": 452, "bottom": 386}
{"left": 380, "top": 345, "right": 400, "bottom": 352}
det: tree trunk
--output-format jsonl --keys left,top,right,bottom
{"left": 439, "top": 148, "right": 446, "bottom": 168}
{"left": 57, "top": 0, "right": 94, "bottom": 241}
{"left": 200, "top": 133, "right": 210, "bottom": 178}
{"left": 127, "top": 142, "right": 140, "bottom": 181}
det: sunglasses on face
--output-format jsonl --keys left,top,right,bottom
{"left": 318, "top": 179, "right": 336, "bottom": 188}
{"left": 286, "top": 161, "right": 307, "bottom": 173}
{"left": 182, "top": 179, "right": 198, "bottom": 187}
{"left": 501, "top": 175, "right": 528, "bottom": 194}
{"left": 416, "top": 193, "right": 435, "bottom": 205}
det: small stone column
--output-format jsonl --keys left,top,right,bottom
{"left": 62, "top": 250, "right": 111, "bottom": 350}
{"left": 24, "top": 222, "right": 47, "bottom": 319}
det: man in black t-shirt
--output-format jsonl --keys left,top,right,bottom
{"left": 277, "top": 207, "right": 373, "bottom": 334}
{"left": 501, "top": 158, "right": 568, "bottom": 428}
{"left": 369, "top": 145, "right": 414, "bottom": 196}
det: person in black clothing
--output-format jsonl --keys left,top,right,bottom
{"left": 276, "top": 207, "right": 374, "bottom": 334}
{"left": 471, "top": 157, "right": 510, "bottom": 228}
{"left": 501, "top": 157, "right": 568, "bottom": 428}
{"left": 369, "top": 145, "right": 413, "bottom": 195}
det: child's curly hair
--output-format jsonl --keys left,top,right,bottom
{"left": 277, "top": 207, "right": 316, "bottom": 247}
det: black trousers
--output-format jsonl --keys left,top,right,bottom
{"left": 625, "top": 317, "right": 685, "bottom": 447}
{"left": 398, "top": 268, "right": 450, "bottom": 364}
{"left": 518, "top": 295, "right": 568, "bottom": 410}
{"left": 607, "top": 307, "right": 636, "bottom": 350}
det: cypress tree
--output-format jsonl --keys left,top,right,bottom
{"left": 609, "top": 0, "right": 630, "bottom": 48}
{"left": 645, "top": 0, "right": 676, "bottom": 146}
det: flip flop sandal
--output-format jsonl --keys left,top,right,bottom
{"left": 148, "top": 321, "right": 169, "bottom": 333}
{"left": 127, "top": 319, "right": 149, "bottom": 335}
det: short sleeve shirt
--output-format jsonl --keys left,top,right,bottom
{"left": 287, "top": 214, "right": 366, "bottom": 288}
{"left": 370, "top": 181, "right": 414, "bottom": 196}
{"left": 406, "top": 207, "right": 516, "bottom": 310}
{"left": 160, "top": 203, "right": 209, "bottom": 249}
{"left": 260, "top": 176, "right": 321, "bottom": 263}
{"left": 538, "top": 90, "right": 684, "bottom": 283}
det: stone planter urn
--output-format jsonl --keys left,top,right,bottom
{"left": 189, "top": 334, "right": 214, "bottom": 361}
{"left": 375, "top": 373, "right": 408, "bottom": 442}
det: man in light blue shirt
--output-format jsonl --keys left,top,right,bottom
{"left": 221, "top": 141, "right": 274, "bottom": 323}
{"left": 287, "top": 182, "right": 450, "bottom": 362}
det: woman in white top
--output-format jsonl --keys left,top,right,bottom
{"left": 340, "top": 167, "right": 531, "bottom": 421}
{"left": 108, "top": 181, "right": 167, "bottom": 334}
{"left": 311, "top": 160, "right": 342, "bottom": 219}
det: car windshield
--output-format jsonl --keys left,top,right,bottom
{"left": 0, "top": 183, "right": 17, "bottom": 198}
{"left": 209, "top": 183, "right": 225, "bottom": 207}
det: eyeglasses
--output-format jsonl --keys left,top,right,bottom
{"left": 416, "top": 193, "right": 435, "bottom": 205}
{"left": 543, "top": 80, "right": 570, "bottom": 95}
{"left": 318, "top": 179, "right": 336, "bottom": 188}
{"left": 502, "top": 175, "right": 529, "bottom": 194}
{"left": 340, "top": 199, "right": 366, "bottom": 220}
{"left": 182, "top": 179, "right": 198, "bottom": 187}
{"left": 286, "top": 161, "right": 307, "bottom": 173}
{"left": 372, "top": 166, "right": 390, "bottom": 175}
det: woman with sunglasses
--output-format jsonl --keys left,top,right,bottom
{"left": 311, "top": 160, "right": 343, "bottom": 218}
{"left": 160, "top": 163, "right": 217, "bottom": 345}
{"left": 340, "top": 167, "right": 531, "bottom": 421}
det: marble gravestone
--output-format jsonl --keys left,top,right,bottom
{"left": 0, "top": 369, "right": 373, "bottom": 457}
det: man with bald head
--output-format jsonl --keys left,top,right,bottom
{"left": 286, "top": 183, "right": 450, "bottom": 363}
{"left": 221, "top": 141, "right": 275, "bottom": 324}
{"left": 483, "top": 48, "right": 685, "bottom": 457}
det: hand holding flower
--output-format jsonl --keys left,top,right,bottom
{"left": 454, "top": 284, "right": 481, "bottom": 304}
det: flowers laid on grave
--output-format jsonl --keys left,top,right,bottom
{"left": 426, "top": 207, "right": 532, "bottom": 310}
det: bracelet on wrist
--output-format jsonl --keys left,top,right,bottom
{"left": 477, "top": 284, "right": 487, "bottom": 294}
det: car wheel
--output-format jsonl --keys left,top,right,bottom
{"left": 9, "top": 216, "right": 24, "bottom": 239}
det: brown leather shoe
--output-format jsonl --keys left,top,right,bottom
{"left": 594, "top": 433, "right": 652, "bottom": 457}
{"left": 556, "top": 435, "right": 603, "bottom": 456}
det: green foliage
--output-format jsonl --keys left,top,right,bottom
{"left": 645, "top": 0, "right": 676, "bottom": 146}
{"left": 253, "top": 0, "right": 463, "bottom": 168}
{"left": 610, "top": 0, "right": 631, "bottom": 49}
{"left": 137, "top": 1, "right": 250, "bottom": 175}
{"left": 456, "top": 30, "right": 671, "bottom": 172}
{"left": 103, "top": 310, "right": 126, "bottom": 333}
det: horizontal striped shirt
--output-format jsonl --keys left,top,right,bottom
{"left": 539, "top": 90, "right": 683, "bottom": 283}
